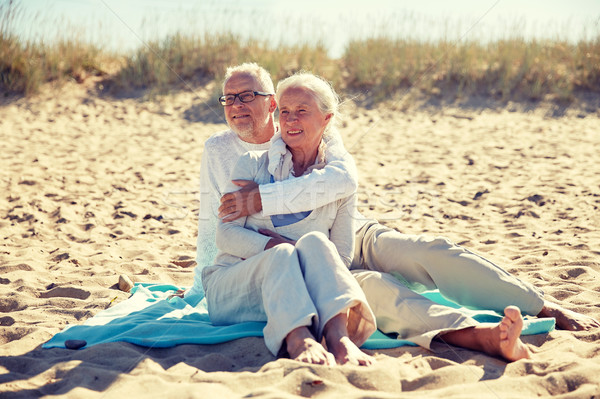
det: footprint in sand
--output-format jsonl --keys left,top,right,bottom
{"left": 39, "top": 287, "right": 91, "bottom": 300}
{"left": 0, "top": 298, "right": 28, "bottom": 312}
{"left": 0, "top": 264, "right": 34, "bottom": 273}
{"left": 1, "top": 327, "right": 37, "bottom": 345}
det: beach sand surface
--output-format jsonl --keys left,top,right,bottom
{"left": 1, "top": 83, "right": 600, "bottom": 398}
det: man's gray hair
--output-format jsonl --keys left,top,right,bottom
{"left": 222, "top": 63, "right": 275, "bottom": 94}
{"left": 275, "top": 72, "right": 340, "bottom": 132}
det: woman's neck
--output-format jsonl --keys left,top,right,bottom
{"left": 289, "top": 147, "right": 318, "bottom": 176}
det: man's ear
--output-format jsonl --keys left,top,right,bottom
{"left": 269, "top": 96, "right": 277, "bottom": 113}
{"left": 325, "top": 113, "right": 333, "bottom": 121}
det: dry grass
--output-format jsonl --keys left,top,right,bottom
{"left": 342, "top": 37, "right": 600, "bottom": 103}
{"left": 0, "top": 1, "right": 108, "bottom": 95}
{"left": 110, "top": 33, "right": 339, "bottom": 95}
{"left": 1, "top": 0, "right": 599, "bottom": 105}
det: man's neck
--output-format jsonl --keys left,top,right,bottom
{"left": 238, "top": 122, "right": 276, "bottom": 145}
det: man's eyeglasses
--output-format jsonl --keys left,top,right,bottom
{"left": 219, "top": 90, "right": 273, "bottom": 106}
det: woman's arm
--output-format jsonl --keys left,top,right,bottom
{"left": 259, "top": 130, "right": 358, "bottom": 216}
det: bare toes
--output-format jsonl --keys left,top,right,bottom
{"left": 499, "top": 306, "right": 530, "bottom": 361}
{"left": 503, "top": 305, "right": 522, "bottom": 322}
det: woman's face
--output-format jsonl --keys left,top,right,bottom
{"left": 278, "top": 87, "right": 331, "bottom": 155}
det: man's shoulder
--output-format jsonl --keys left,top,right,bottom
{"left": 204, "top": 129, "right": 237, "bottom": 151}
{"left": 239, "top": 149, "right": 268, "bottom": 165}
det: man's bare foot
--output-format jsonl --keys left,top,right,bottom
{"left": 286, "top": 327, "right": 335, "bottom": 366}
{"left": 538, "top": 301, "right": 600, "bottom": 331}
{"left": 439, "top": 306, "right": 531, "bottom": 362}
{"left": 323, "top": 313, "right": 374, "bottom": 366}
{"left": 168, "top": 289, "right": 186, "bottom": 299}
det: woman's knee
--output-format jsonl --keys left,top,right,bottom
{"left": 295, "top": 232, "right": 338, "bottom": 262}
{"left": 269, "top": 242, "right": 296, "bottom": 256}
{"left": 261, "top": 245, "right": 307, "bottom": 292}
{"left": 296, "top": 231, "right": 330, "bottom": 250}
{"left": 262, "top": 243, "right": 299, "bottom": 273}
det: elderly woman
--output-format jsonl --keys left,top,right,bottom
{"left": 201, "top": 73, "right": 376, "bottom": 366}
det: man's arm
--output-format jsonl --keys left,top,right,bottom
{"left": 219, "top": 131, "right": 358, "bottom": 221}
{"left": 328, "top": 193, "right": 356, "bottom": 268}
{"left": 215, "top": 152, "right": 271, "bottom": 259}
{"left": 195, "top": 148, "right": 220, "bottom": 269}
{"left": 191, "top": 144, "right": 225, "bottom": 294}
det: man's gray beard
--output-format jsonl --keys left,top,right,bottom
{"left": 232, "top": 122, "right": 257, "bottom": 141}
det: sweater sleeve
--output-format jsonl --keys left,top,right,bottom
{"left": 328, "top": 193, "right": 356, "bottom": 268}
{"left": 195, "top": 146, "right": 220, "bottom": 268}
{"left": 192, "top": 144, "right": 222, "bottom": 293}
{"left": 216, "top": 153, "right": 271, "bottom": 259}
{"left": 258, "top": 131, "right": 358, "bottom": 216}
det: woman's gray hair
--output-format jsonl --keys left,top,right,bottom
{"left": 275, "top": 72, "right": 341, "bottom": 134}
{"left": 222, "top": 62, "right": 275, "bottom": 94}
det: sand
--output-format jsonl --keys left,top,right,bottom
{"left": 1, "top": 82, "right": 600, "bottom": 398}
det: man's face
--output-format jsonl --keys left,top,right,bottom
{"left": 223, "top": 73, "right": 274, "bottom": 143}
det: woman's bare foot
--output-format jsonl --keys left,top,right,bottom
{"left": 325, "top": 335, "right": 374, "bottom": 366}
{"left": 286, "top": 327, "right": 335, "bottom": 366}
{"left": 323, "top": 313, "right": 375, "bottom": 366}
{"left": 538, "top": 301, "right": 600, "bottom": 331}
{"left": 439, "top": 306, "right": 531, "bottom": 362}
{"left": 497, "top": 306, "right": 531, "bottom": 361}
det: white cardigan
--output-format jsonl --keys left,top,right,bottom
{"left": 211, "top": 142, "right": 356, "bottom": 271}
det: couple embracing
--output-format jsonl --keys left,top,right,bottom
{"left": 184, "top": 63, "right": 598, "bottom": 366}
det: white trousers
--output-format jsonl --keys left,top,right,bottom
{"left": 203, "top": 232, "right": 376, "bottom": 356}
{"left": 351, "top": 221, "right": 545, "bottom": 348}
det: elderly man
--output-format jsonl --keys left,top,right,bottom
{"left": 189, "top": 62, "right": 598, "bottom": 344}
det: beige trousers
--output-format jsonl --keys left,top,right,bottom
{"left": 203, "top": 232, "right": 376, "bottom": 356}
{"left": 351, "top": 221, "right": 545, "bottom": 348}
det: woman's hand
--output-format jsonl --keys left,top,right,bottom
{"left": 219, "top": 180, "right": 262, "bottom": 222}
{"left": 260, "top": 228, "right": 296, "bottom": 250}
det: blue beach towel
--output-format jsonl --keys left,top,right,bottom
{"left": 43, "top": 283, "right": 555, "bottom": 350}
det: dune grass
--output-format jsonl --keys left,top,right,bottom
{"left": 1, "top": 0, "right": 599, "bottom": 105}
{"left": 0, "top": 1, "right": 109, "bottom": 95}
{"left": 110, "top": 33, "right": 339, "bottom": 94}
{"left": 343, "top": 36, "right": 600, "bottom": 103}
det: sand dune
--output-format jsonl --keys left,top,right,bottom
{"left": 1, "top": 82, "right": 599, "bottom": 398}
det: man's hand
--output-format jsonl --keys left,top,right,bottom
{"left": 219, "top": 180, "right": 263, "bottom": 222}
{"left": 260, "top": 228, "right": 296, "bottom": 250}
